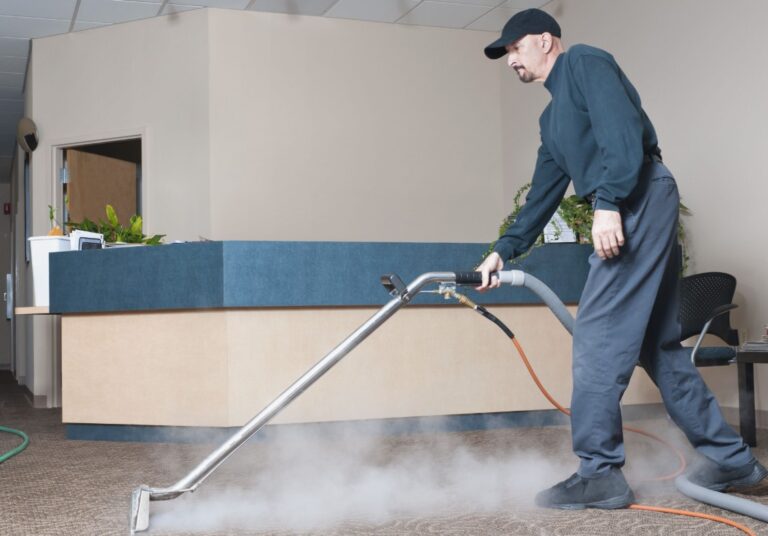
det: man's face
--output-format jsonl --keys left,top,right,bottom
{"left": 505, "top": 34, "right": 545, "bottom": 83}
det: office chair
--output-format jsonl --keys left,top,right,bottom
{"left": 679, "top": 272, "right": 740, "bottom": 366}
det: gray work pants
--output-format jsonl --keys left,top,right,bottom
{"left": 571, "top": 160, "right": 753, "bottom": 477}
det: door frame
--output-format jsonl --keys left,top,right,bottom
{"left": 50, "top": 128, "right": 148, "bottom": 232}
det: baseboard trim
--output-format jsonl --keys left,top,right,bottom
{"left": 65, "top": 403, "right": 668, "bottom": 443}
{"left": 720, "top": 406, "right": 768, "bottom": 431}
{"left": 19, "top": 383, "right": 47, "bottom": 408}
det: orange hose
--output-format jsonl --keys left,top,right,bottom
{"left": 442, "top": 290, "right": 756, "bottom": 535}
{"left": 507, "top": 336, "right": 756, "bottom": 536}
{"left": 621, "top": 424, "right": 687, "bottom": 481}
{"left": 511, "top": 338, "right": 686, "bottom": 481}
{"left": 628, "top": 504, "right": 756, "bottom": 536}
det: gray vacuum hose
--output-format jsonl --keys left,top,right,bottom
{"left": 498, "top": 270, "right": 574, "bottom": 335}
{"left": 498, "top": 269, "right": 768, "bottom": 523}
{"left": 675, "top": 475, "right": 768, "bottom": 522}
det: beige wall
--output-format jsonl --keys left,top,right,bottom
{"left": 498, "top": 0, "right": 768, "bottom": 412}
{"left": 207, "top": 9, "right": 503, "bottom": 242}
{"left": 16, "top": 67, "right": 33, "bottom": 395}
{"left": 26, "top": 8, "right": 507, "bottom": 246}
{"left": 29, "top": 9, "right": 211, "bottom": 243}
{"left": 0, "top": 183, "right": 11, "bottom": 369}
{"left": 18, "top": 10, "right": 212, "bottom": 403}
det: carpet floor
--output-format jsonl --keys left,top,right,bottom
{"left": 1, "top": 371, "right": 767, "bottom": 536}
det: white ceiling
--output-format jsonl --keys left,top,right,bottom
{"left": 0, "top": 0, "right": 549, "bottom": 181}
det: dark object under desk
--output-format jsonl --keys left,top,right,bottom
{"left": 738, "top": 350, "right": 768, "bottom": 447}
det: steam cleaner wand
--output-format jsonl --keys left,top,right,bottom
{"left": 129, "top": 269, "right": 768, "bottom": 534}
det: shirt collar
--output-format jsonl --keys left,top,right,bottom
{"left": 543, "top": 52, "right": 565, "bottom": 94}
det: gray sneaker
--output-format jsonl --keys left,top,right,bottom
{"left": 535, "top": 467, "right": 635, "bottom": 510}
{"left": 687, "top": 458, "right": 768, "bottom": 492}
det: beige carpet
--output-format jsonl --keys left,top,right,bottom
{"left": 1, "top": 371, "right": 767, "bottom": 536}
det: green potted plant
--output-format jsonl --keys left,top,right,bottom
{"left": 67, "top": 205, "right": 165, "bottom": 246}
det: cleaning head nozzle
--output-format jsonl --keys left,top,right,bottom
{"left": 130, "top": 486, "right": 151, "bottom": 534}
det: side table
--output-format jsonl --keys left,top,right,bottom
{"left": 737, "top": 350, "right": 768, "bottom": 447}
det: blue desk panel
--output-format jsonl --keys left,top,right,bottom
{"left": 49, "top": 241, "right": 592, "bottom": 313}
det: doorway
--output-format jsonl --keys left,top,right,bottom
{"left": 59, "top": 138, "right": 142, "bottom": 229}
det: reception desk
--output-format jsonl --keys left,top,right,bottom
{"left": 49, "top": 241, "right": 660, "bottom": 441}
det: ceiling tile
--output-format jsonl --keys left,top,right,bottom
{"left": 0, "top": 109, "right": 22, "bottom": 121}
{"left": 169, "top": 0, "right": 250, "bottom": 7}
{"left": 0, "top": 120, "right": 22, "bottom": 154}
{"left": 161, "top": 4, "right": 204, "bottom": 15}
{"left": 325, "top": 0, "right": 419, "bottom": 23}
{"left": 0, "top": 73, "right": 23, "bottom": 90}
{"left": 0, "top": 56, "right": 27, "bottom": 73}
{"left": 77, "top": 0, "right": 161, "bottom": 24}
{"left": 0, "top": 116, "right": 22, "bottom": 139}
{"left": 0, "top": 100, "right": 23, "bottom": 115}
{"left": 0, "top": 0, "right": 77, "bottom": 20}
{"left": 0, "top": 16, "right": 70, "bottom": 39}
{"left": 398, "top": 1, "right": 492, "bottom": 28}
{"left": 72, "top": 20, "right": 113, "bottom": 31}
{"left": 431, "top": 0, "right": 503, "bottom": 6}
{"left": 466, "top": 5, "right": 519, "bottom": 31}
{"left": 501, "top": 0, "right": 548, "bottom": 9}
{"left": 248, "top": 0, "right": 339, "bottom": 17}
{"left": 0, "top": 87, "right": 23, "bottom": 100}
{"left": 0, "top": 130, "right": 15, "bottom": 149}
{"left": 0, "top": 38, "right": 30, "bottom": 58}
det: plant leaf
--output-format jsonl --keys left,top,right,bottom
{"left": 106, "top": 204, "right": 119, "bottom": 227}
{"left": 144, "top": 234, "right": 165, "bottom": 245}
{"left": 130, "top": 215, "right": 143, "bottom": 235}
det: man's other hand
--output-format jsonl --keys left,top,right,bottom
{"left": 476, "top": 251, "right": 503, "bottom": 292}
{"left": 592, "top": 209, "right": 624, "bottom": 259}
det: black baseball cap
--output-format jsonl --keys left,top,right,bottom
{"left": 484, "top": 8, "right": 561, "bottom": 60}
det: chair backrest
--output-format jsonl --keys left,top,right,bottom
{"left": 679, "top": 272, "right": 739, "bottom": 345}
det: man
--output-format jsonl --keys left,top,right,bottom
{"left": 476, "top": 8, "right": 766, "bottom": 510}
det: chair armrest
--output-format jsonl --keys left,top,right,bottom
{"left": 691, "top": 303, "right": 739, "bottom": 364}
{"left": 705, "top": 303, "right": 738, "bottom": 322}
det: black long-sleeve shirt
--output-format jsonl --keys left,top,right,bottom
{"left": 493, "top": 44, "right": 660, "bottom": 261}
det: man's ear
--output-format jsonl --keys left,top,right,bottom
{"left": 540, "top": 32, "right": 553, "bottom": 52}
